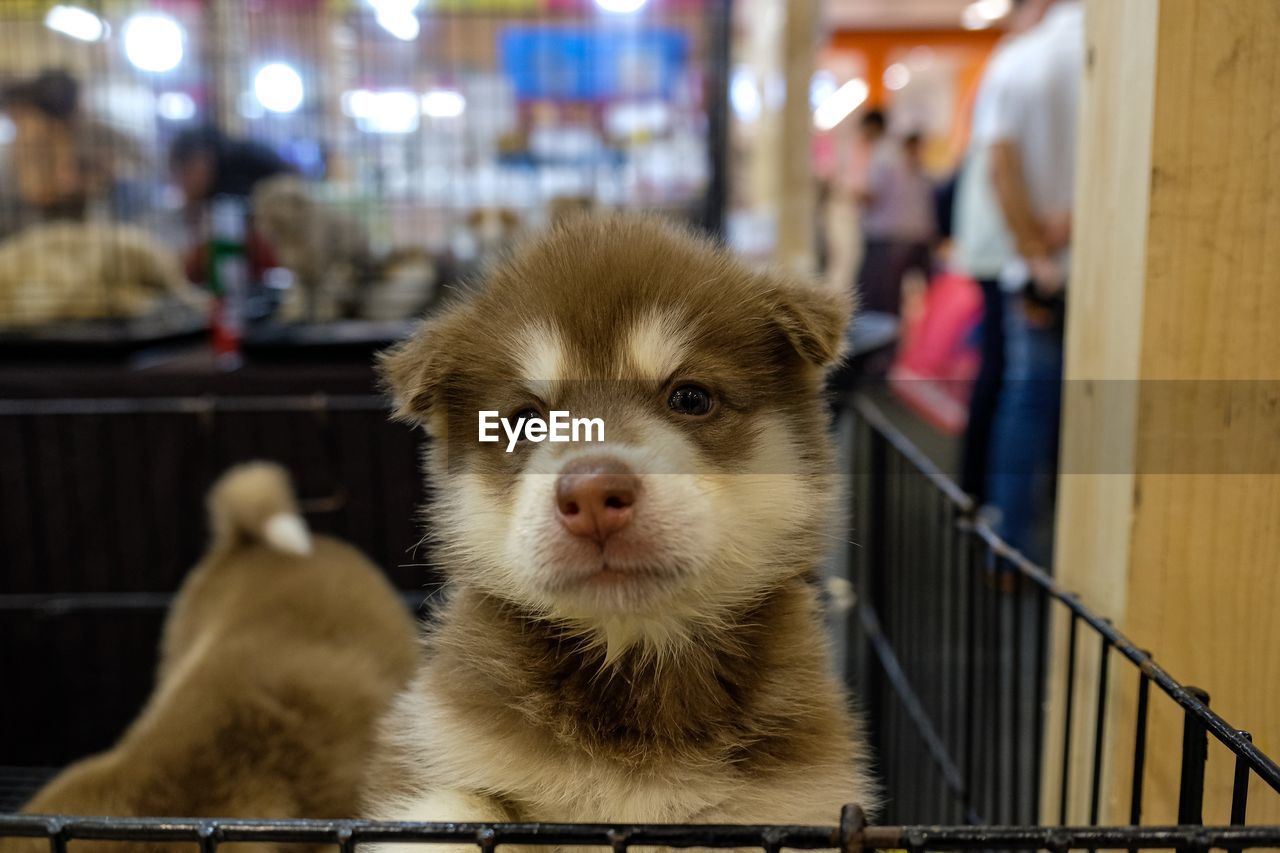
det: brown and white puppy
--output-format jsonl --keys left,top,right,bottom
{"left": 4, "top": 463, "right": 418, "bottom": 853}
{"left": 252, "top": 175, "right": 375, "bottom": 322}
{"left": 363, "top": 247, "right": 442, "bottom": 322}
{"left": 461, "top": 206, "right": 523, "bottom": 271}
{"left": 364, "top": 215, "right": 875, "bottom": 841}
{"left": 253, "top": 176, "right": 440, "bottom": 322}
{"left": 0, "top": 222, "right": 207, "bottom": 326}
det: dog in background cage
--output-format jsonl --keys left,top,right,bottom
{"left": 453, "top": 206, "right": 523, "bottom": 275}
{"left": 0, "top": 221, "right": 207, "bottom": 327}
{"left": 3, "top": 463, "right": 418, "bottom": 853}
{"left": 364, "top": 215, "right": 877, "bottom": 844}
{"left": 546, "top": 194, "right": 596, "bottom": 226}
{"left": 252, "top": 175, "right": 440, "bottom": 323}
{"left": 252, "top": 174, "right": 374, "bottom": 322}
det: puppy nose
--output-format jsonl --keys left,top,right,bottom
{"left": 555, "top": 457, "right": 639, "bottom": 543}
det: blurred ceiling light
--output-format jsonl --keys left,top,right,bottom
{"left": 340, "top": 90, "right": 365, "bottom": 117}
{"left": 345, "top": 89, "right": 420, "bottom": 133}
{"left": 253, "top": 63, "right": 305, "bottom": 114}
{"left": 729, "top": 68, "right": 761, "bottom": 122}
{"left": 368, "top": 0, "right": 420, "bottom": 39}
{"left": 422, "top": 88, "right": 466, "bottom": 118}
{"left": 813, "top": 78, "right": 869, "bottom": 131}
{"left": 123, "top": 13, "right": 185, "bottom": 73}
{"left": 45, "top": 5, "right": 108, "bottom": 42}
{"left": 810, "top": 70, "right": 838, "bottom": 111}
{"left": 961, "top": 5, "right": 990, "bottom": 30}
{"left": 156, "top": 91, "right": 196, "bottom": 121}
{"left": 962, "top": 0, "right": 1011, "bottom": 29}
{"left": 594, "top": 0, "right": 649, "bottom": 12}
{"left": 883, "top": 63, "right": 911, "bottom": 91}
{"left": 973, "top": 0, "right": 1013, "bottom": 20}
{"left": 376, "top": 8, "right": 420, "bottom": 40}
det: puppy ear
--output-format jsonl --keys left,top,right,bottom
{"left": 764, "top": 273, "right": 854, "bottom": 368}
{"left": 377, "top": 316, "right": 456, "bottom": 426}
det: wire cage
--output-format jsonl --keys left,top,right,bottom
{"left": 0, "top": 0, "right": 730, "bottom": 349}
{"left": 839, "top": 394, "right": 1280, "bottom": 835}
{"left": 2, "top": 388, "right": 1279, "bottom": 851}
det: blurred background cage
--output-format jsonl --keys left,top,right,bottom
{"left": 0, "top": 0, "right": 730, "bottom": 351}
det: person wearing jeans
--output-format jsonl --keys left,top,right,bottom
{"left": 986, "top": 295, "right": 1064, "bottom": 565}
{"left": 983, "top": 0, "right": 1083, "bottom": 563}
{"left": 952, "top": 0, "right": 1050, "bottom": 501}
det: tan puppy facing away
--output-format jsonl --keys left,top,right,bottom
{"left": 6, "top": 463, "right": 418, "bottom": 853}
{"left": 364, "top": 215, "right": 876, "bottom": 842}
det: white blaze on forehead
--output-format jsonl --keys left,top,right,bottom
{"left": 625, "top": 308, "right": 692, "bottom": 380}
{"left": 508, "top": 320, "right": 564, "bottom": 390}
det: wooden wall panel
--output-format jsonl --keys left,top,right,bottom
{"left": 1051, "top": 0, "right": 1280, "bottom": 826}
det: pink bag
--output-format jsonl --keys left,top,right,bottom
{"left": 889, "top": 271, "right": 983, "bottom": 434}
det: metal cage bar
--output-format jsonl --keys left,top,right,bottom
{"left": 5, "top": 813, "right": 1280, "bottom": 851}
{"left": 843, "top": 393, "right": 1280, "bottom": 829}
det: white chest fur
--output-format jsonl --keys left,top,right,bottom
{"left": 371, "top": 685, "right": 857, "bottom": 831}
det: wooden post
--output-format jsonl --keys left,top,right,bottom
{"left": 733, "top": 0, "right": 818, "bottom": 273}
{"left": 774, "top": 0, "right": 819, "bottom": 274}
{"left": 206, "top": 0, "right": 247, "bottom": 136}
{"left": 1047, "top": 0, "right": 1280, "bottom": 825}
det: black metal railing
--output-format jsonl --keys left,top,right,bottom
{"left": 5, "top": 807, "right": 1280, "bottom": 852}
{"left": 2, "top": 390, "right": 1279, "bottom": 851}
{"left": 0, "top": 393, "right": 430, "bottom": 594}
{"left": 842, "top": 392, "right": 1280, "bottom": 829}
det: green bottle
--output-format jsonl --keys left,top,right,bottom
{"left": 208, "top": 195, "right": 247, "bottom": 369}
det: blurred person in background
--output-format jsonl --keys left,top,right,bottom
{"left": 170, "top": 126, "right": 293, "bottom": 214}
{"left": 954, "top": 0, "right": 1051, "bottom": 503}
{"left": 0, "top": 69, "right": 148, "bottom": 227}
{"left": 856, "top": 122, "right": 937, "bottom": 321}
{"left": 169, "top": 126, "right": 293, "bottom": 284}
{"left": 983, "top": 0, "right": 1083, "bottom": 565}
{"left": 854, "top": 121, "right": 937, "bottom": 377}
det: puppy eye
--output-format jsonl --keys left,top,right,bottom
{"left": 509, "top": 406, "right": 543, "bottom": 442}
{"left": 668, "top": 384, "right": 713, "bottom": 417}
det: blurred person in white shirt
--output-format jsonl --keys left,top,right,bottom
{"left": 856, "top": 120, "right": 937, "bottom": 324}
{"left": 954, "top": 0, "right": 1051, "bottom": 502}
{"left": 982, "top": 0, "right": 1083, "bottom": 565}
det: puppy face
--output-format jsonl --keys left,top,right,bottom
{"left": 382, "top": 217, "right": 850, "bottom": 652}
{"left": 465, "top": 207, "right": 522, "bottom": 257}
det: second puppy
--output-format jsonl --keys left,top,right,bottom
{"left": 7, "top": 463, "right": 418, "bottom": 853}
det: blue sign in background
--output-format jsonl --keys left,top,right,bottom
{"left": 500, "top": 27, "right": 690, "bottom": 100}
